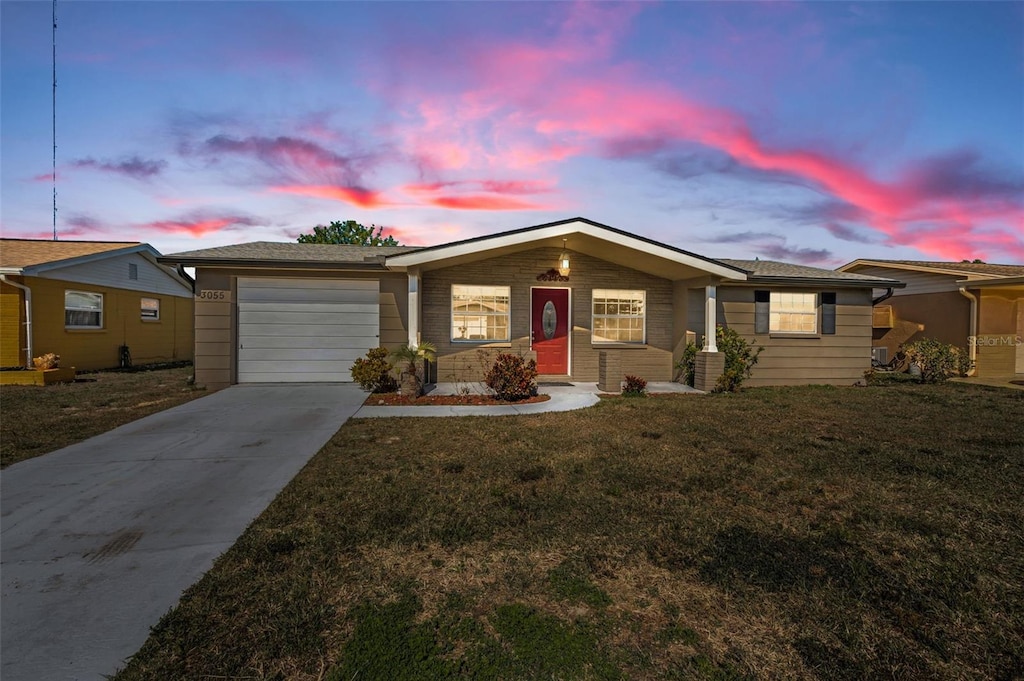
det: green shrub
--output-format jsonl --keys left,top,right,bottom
{"left": 678, "top": 342, "right": 698, "bottom": 386}
{"left": 904, "top": 338, "right": 970, "bottom": 383}
{"left": 350, "top": 347, "right": 398, "bottom": 393}
{"left": 622, "top": 374, "right": 648, "bottom": 396}
{"left": 715, "top": 326, "right": 764, "bottom": 393}
{"left": 484, "top": 353, "right": 538, "bottom": 401}
{"left": 677, "top": 328, "right": 763, "bottom": 392}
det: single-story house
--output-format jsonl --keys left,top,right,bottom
{"left": 160, "top": 217, "right": 903, "bottom": 391}
{"left": 838, "top": 259, "right": 1024, "bottom": 378}
{"left": 0, "top": 239, "right": 195, "bottom": 371}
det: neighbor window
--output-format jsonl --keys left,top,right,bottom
{"left": 65, "top": 290, "right": 103, "bottom": 328}
{"left": 769, "top": 291, "right": 817, "bottom": 334}
{"left": 592, "top": 289, "right": 645, "bottom": 343}
{"left": 452, "top": 285, "right": 510, "bottom": 341}
{"left": 141, "top": 297, "right": 160, "bottom": 320}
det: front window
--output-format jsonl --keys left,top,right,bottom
{"left": 452, "top": 285, "right": 510, "bottom": 341}
{"left": 65, "top": 290, "right": 103, "bottom": 328}
{"left": 141, "top": 297, "right": 160, "bottom": 320}
{"left": 592, "top": 289, "right": 645, "bottom": 343}
{"left": 769, "top": 292, "right": 817, "bottom": 333}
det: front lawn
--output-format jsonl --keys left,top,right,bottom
{"left": 116, "top": 383, "right": 1023, "bottom": 680}
{"left": 0, "top": 365, "right": 204, "bottom": 468}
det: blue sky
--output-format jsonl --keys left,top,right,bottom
{"left": 2, "top": 1, "right": 1022, "bottom": 264}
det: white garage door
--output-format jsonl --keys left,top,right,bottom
{"left": 237, "top": 277, "right": 379, "bottom": 383}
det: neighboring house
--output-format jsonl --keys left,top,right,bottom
{"left": 0, "top": 239, "right": 195, "bottom": 371}
{"left": 838, "top": 260, "right": 1024, "bottom": 378}
{"left": 160, "top": 217, "right": 902, "bottom": 391}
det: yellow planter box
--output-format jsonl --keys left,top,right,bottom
{"left": 0, "top": 367, "right": 77, "bottom": 386}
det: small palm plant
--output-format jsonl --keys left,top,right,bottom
{"left": 390, "top": 342, "right": 437, "bottom": 397}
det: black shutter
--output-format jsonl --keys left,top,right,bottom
{"left": 822, "top": 292, "right": 836, "bottom": 335}
{"left": 754, "top": 290, "right": 770, "bottom": 334}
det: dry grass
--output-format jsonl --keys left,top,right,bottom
{"left": 0, "top": 365, "right": 204, "bottom": 468}
{"left": 115, "top": 382, "right": 1023, "bottom": 680}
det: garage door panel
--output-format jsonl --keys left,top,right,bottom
{"left": 238, "top": 335, "right": 377, "bottom": 350}
{"left": 238, "top": 310, "right": 379, "bottom": 326}
{"left": 239, "top": 324, "right": 378, "bottom": 338}
{"left": 240, "top": 347, "right": 371, "bottom": 362}
{"left": 239, "top": 301, "right": 379, "bottom": 314}
{"left": 238, "top": 288, "right": 379, "bottom": 304}
{"left": 236, "top": 277, "right": 380, "bottom": 384}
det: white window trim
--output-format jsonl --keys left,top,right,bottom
{"left": 769, "top": 291, "right": 818, "bottom": 334}
{"left": 141, "top": 297, "right": 160, "bottom": 321}
{"left": 65, "top": 290, "right": 104, "bottom": 329}
{"left": 592, "top": 288, "right": 646, "bottom": 344}
{"left": 450, "top": 284, "right": 511, "bottom": 343}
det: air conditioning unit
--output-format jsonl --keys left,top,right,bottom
{"left": 871, "top": 347, "right": 888, "bottom": 365}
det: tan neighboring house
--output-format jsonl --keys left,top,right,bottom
{"left": 838, "top": 260, "right": 1024, "bottom": 378}
{"left": 160, "top": 217, "right": 902, "bottom": 391}
{"left": 0, "top": 239, "right": 195, "bottom": 371}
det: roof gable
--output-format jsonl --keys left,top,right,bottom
{"left": 384, "top": 217, "right": 748, "bottom": 281}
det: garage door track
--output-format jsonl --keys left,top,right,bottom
{"left": 1, "top": 383, "right": 365, "bottom": 681}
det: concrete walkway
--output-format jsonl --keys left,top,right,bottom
{"left": 1, "top": 383, "right": 365, "bottom": 681}
{"left": 354, "top": 381, "right": 701, "bottom": 418}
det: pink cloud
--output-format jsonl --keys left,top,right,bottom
{"left": 374, "top": 3, "right": 1022, "bottom": 261}
{"left": 135, "top": 213, "right": 257, "bottom": 238}
{"left": 269, "top": 184, "right": 391, "bottom": 208}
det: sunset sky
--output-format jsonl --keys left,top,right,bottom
{"left": 2, "top": 1, "right": 1022, "bottom": 265}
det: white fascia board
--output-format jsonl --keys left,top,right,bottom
{"left": 0, "top": 267, "right": 25, "bottom": 275}
{"left": 838, "top": 259, "right": 990, "bottom": 280}
{"left": 386, "top": 220, "right": 746, "bottom": 280}
{"left": 22, "top": 244, "right": 157, "bottom": 276}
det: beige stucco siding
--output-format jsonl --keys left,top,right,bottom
{"left": 1, "top": 278, "right": 26, "bottom": 367}
{"left": 0, "top": 276, "right": 192, "bottom": 371}
{"left": 976, "top": 286, "right": 1024, "bottom": 377}
{"left": 421, "top": 247, "right": 674, "bottom": 382}
{"left": 718, "top": 286, "right": 873, "bottom": 386}
{"left": 192, "top": 268, "right": 408, "bottom": 390}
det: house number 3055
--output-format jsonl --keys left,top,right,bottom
{"left": 195, "top": 289, "right": 231, "bottom": 302}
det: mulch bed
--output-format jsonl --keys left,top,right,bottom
{"left": 364, "top": 393, "right": 551, "bottom": 406}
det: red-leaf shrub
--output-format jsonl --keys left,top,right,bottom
{"left": 623, "top": 374, "right": 648, "bottom": 396}
{"left": 484, "top": 353, "right": 538, "bottom": 401}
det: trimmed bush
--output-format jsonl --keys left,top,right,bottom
{"left": 484, "top": 353, "right": 538, "bottom": 401}
{"left": 622, "top": 374, "right": 648, "bottom": 396}
{"left": 715, "top": 326, "right": 763, "bottom": 393}
{"left": 351, "top": 347, "right": 398, "bottom": 393}
{"left": 904, "top": 338, "right": 970, "bottom": 383}
{"left": 677, "top": 328, "right": 763, "bottom": 392}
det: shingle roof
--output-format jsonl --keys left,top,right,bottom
{"left": 844, "top": 259, "right": 1024, "bottom": 278}
{"left": 163, "top": 241, "right": 421, "bottom": 265}
{"left": 718, "top": 259, "right": 903, "bottom": 285}
{"left": 0, "top": 239, "right": 142, "bottom": 269}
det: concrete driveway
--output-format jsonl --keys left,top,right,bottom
{"left": 1, "top": 383, "right": 365, "bottom": 681}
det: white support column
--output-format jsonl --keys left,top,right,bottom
{"left": 407, "top": 268, "right": 421, "bottom": 347}
{"left": 703, "top": 284, "right": 718, "bottom": 352}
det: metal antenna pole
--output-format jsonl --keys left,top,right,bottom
{"left": 52, "top": 0, "right": 58, "bottom": 240}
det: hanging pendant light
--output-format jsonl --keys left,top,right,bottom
{"left": 557, "top": 238, "right": 571, "bottom": 277}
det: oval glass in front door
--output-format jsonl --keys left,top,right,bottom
{"left": 542, "top": 300, "right": 557, "bottom": 339}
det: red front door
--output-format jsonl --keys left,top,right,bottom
{"left": 532, "top": 288, "right": 569, "bottom": 375}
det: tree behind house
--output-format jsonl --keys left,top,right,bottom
{"left": 297, "top": 220, "right": 399, "bottom": 246}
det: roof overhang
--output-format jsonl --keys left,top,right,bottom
{"left": 156, "top": 256, "right": 391, "bottom": 272}
{"left": 385, "top": 218, "right": 747, "bottom": 281}
{"left": 726, "top": 275, "right": 906, "bottom": 289}
{"left": 959, "top": 275, "right": 1024, "bottom": 288}
{"left": 838, "top": 259, "right": 1007, "bottom": 280}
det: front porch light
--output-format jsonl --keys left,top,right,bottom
{"left": 557, "top": 239, "right": 571, "bottom": 277}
